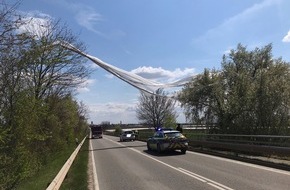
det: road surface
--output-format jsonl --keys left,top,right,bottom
{"left": 90, "top": 135, "right": 290, "bottom": 190}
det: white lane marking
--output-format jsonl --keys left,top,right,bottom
{"left": 104, "top": 137, "right": 233, "bottom": 190}
{"left": 175, "top": 168, "right": 207, "bottom": 183}
{"left": 208, "top": 183, "right": 229, "bottom": 190}
{"left": 178, "top": 168, "right": 234, "bottom": 190}
{"left": 187, "top": 151, "right": 290, "bottom": 176}
{"left": 90, "top": 139, "right": 99, "bottom": 190}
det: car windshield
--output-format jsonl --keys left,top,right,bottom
{"left": 164, "top": 132, "right": 182, "bottom": 138}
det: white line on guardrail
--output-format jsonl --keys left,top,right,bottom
{"left": 46, "top": 136, "right": 87, "bottom": 190}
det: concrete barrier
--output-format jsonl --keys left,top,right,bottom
{"left": 46, "top": 136, "right": 87, "bottom": 190}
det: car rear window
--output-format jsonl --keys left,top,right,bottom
{"left": 164, "top": 132, "right": 182, "bottom": 138}
{"left": 124, "top": 131, "right": 133, "bottom": 134}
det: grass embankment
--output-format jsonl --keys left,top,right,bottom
{"left": 17, "top": 139, "right": 89, "bottom": 190}
{"left": 60, "top": 139, "right": 89, "bottom": 190}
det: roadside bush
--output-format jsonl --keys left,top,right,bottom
{"left": 114, "top": 125, "right": 122, "bottom": 136}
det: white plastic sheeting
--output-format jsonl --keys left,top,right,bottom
{"left": 58, "top": 41, "right": 194, "bottom": 96}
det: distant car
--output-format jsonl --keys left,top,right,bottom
{"left": 147, "top": 129, "right": 188, "bottom": 154}
{"left": 120, "top": 130, "right": 136, "bottom": 142}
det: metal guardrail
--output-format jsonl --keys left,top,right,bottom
{"left": 105, "top": 129, "right": 290, "bottom": 156}
{"left": 188, "top": 134, "right": 290, "bottom": 156}
{"left": 46, "top": 136, "right": 87, "bottom": 190}
{"left": 189, "top": 134, "right": 290, "bottom": 145}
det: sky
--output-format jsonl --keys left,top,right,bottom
{"left": 17, "top": 0, "right": 290, "bottom": 124}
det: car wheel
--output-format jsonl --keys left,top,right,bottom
{"left": 157, "top": 143, "right": 162, "bottom": 153}
{"left": 147, "top": 142, "right": 151, "bottom": 151}
{"left": 181, "top": 149, "right": 186, "bottom": 154}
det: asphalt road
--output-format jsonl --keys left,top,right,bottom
{"left": 90, "top": 135, "right": 290, "bottom": 190}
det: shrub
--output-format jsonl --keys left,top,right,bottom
{"left": 114, "top": 125, "right": 122, "bottom": 136}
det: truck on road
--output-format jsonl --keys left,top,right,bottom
{"left": 90, "top": 124, "right": 103, "bottom": 139}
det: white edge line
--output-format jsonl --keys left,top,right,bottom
{"left": 208, "top": 183, "right": 228, "bottom": 190}
{"left": 90, "top": 139, "right": 99, "bottom": 190}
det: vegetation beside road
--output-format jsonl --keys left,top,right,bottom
{"left": 60, "top": 139, "right": 89, "bottom": 190}
{"left": 0, "top": 2, "right": 90, "bottom": 189}
{"left": 178, "top": 44, "right": 290, "bottom": 136}
{"left": 17, "top": 137, "right": 89, "bottom": 190}
{"left": 17, "top": 143, "right": 77, "bottom": 190}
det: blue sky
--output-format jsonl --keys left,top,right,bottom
{"left": 18, "top": 0, "right": 290, "bottom": 124}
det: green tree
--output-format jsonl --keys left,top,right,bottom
{"left": 136, "top": 88, "right": 177, "bottom": 130}
{"left": 0, "top": 2, "right": 37, "bottom": 188}
{"left": 20, "top": 19, "right": 89, "bottom": 99}
{"left": 0, "top": 2, "right": 90, "bottom": 188}
{"left": 178, "top": 44, "right": 290, "bottom": 135}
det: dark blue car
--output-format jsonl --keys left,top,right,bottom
{"left": 147, "top": 130, "right": 188, "bottom": 154}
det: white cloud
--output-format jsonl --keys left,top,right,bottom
{"left": 48, "top": 1, "right": 105, "bottom": 36}
{"left": 88, "top": 102, "right": 137, "bottom": 124}
{"left": 65, "top": 3, "right": 106, "bottom": 37}
{"left": 16, "top": 11, "right": 52, "bottom": 38}
{"left": 223, "top": 48, "right": 232, "bottom": 55}
{"left": 72, "top": 5, "right": 126, "bottom": 39}
{"left": 105, "top": 74, "right": 114, "bottom": 79}
{"left": 90, "top": 62, "right": 100, "bottom": 69}
{"left": 282, "top": 30, "right": 290, "bottom": 42}
{"left": 77, "top": 78, "right": 96, "bottom": 93}
{"left": 77, "top": 87, "right": 90, "bottom": 93}
{"left": 131, "top": 66, "right": 195, "bottom": 83}
{"left": 123, "top": 49, "right": 133, "bottom": 55}
{"left": 87, "top": 101, "right": 186, "bottom": 124}
{"left": 90, "top": 102, "right": 135, "bottom": 114}
{"left": 75, "top": 8, "right": 102, "bottom": 31}
{"left": 224, "top": 0, "right": 280, "bottom": 25}
{"left": 47, "top": 1, "right": 125, "bottom": 38}
{"left": 193, "top": 0, "right": 281, "bottom": 46}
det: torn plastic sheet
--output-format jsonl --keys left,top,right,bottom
{"left": 58, "top": 41, "right": 195, "bottom": 97}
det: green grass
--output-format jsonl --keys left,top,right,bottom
{"left": 17, "top": 146, "right": 75, "bottom": 190}
{"left": 17, "top": 138, "right": 89, "bottom": 190}
{"left": 60, "top": 139, "right": 89, "bottom": 190}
